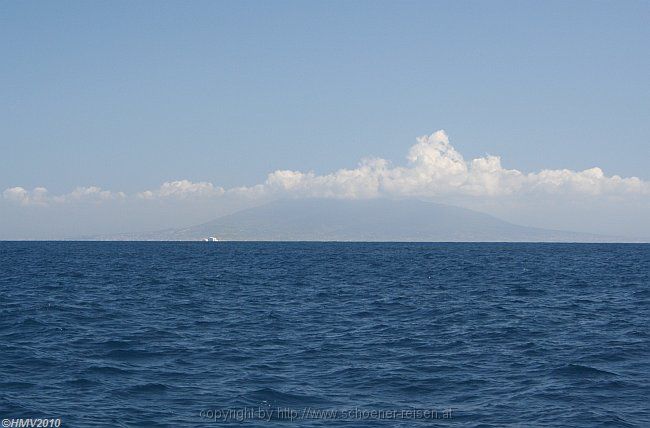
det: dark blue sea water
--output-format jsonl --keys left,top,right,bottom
{"left": 1, "top": 242, "right": 649, "bottom": 427}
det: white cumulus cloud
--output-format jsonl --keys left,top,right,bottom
{"left": 3, "top": 187, "right": 50, "bottom": 206}
{"left": 2, "top": 186, "right": 124, "bottom": 206}
{"left": 137, "top": 180, "right": 225, "bottom": 200}
{"left": 4, "top": 130, "right": 648, "bottom": 207}
{"left": 233, "top": 130, "right": 649, "bottom": 199}
{"left": 61, "top": 186, "right": 126, "bottom": 202}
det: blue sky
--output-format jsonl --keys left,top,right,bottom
{"left": 1, "top": 1, "right": 649, "bottom": 238}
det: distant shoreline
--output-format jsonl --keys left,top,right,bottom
{"left": 2, "top": 240, "right": 649, "bottom": 244}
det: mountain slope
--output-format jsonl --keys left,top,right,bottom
{"left": 107, "top": 198, "right": 619, "bottom": 242}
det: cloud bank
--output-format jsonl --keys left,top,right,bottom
{"left": 4, "top": 130, "right": 649, "bottom": 207}
{"left": 231, "top": 130, "right": 648, "bottom": 200}
{"left": 2, "top": 186, "right": 125, "bottom": 206}
{"left": 137, "top": 180, "right": 224, "bottom": 200}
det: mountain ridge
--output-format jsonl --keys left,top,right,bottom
{"left": 78, "top": 198, "right": 638, "bottom": 242}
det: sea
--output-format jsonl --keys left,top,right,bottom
{"left": 0, "top": 242, "right": 649, "bottom": 427}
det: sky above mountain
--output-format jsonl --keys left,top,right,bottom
{"left": 1, "top": 1, "right": 649, "bottom": 239}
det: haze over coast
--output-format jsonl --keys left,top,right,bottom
{"left": 83, "top": 198, "right": 637, "bottom": 242}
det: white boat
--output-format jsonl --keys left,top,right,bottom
{"left": 203, "top": 236, "right": 220, "bottom": 242}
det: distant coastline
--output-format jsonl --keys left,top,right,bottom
{"left": 63, "top": 199, "right": 646, "bottom": 243}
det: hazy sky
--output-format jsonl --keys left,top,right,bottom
{"left": 1, "top": 1, "right": 649, "bottom": 239}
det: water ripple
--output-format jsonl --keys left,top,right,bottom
{"left": 0, "top": 242, "right": 649, "bottom": 427}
